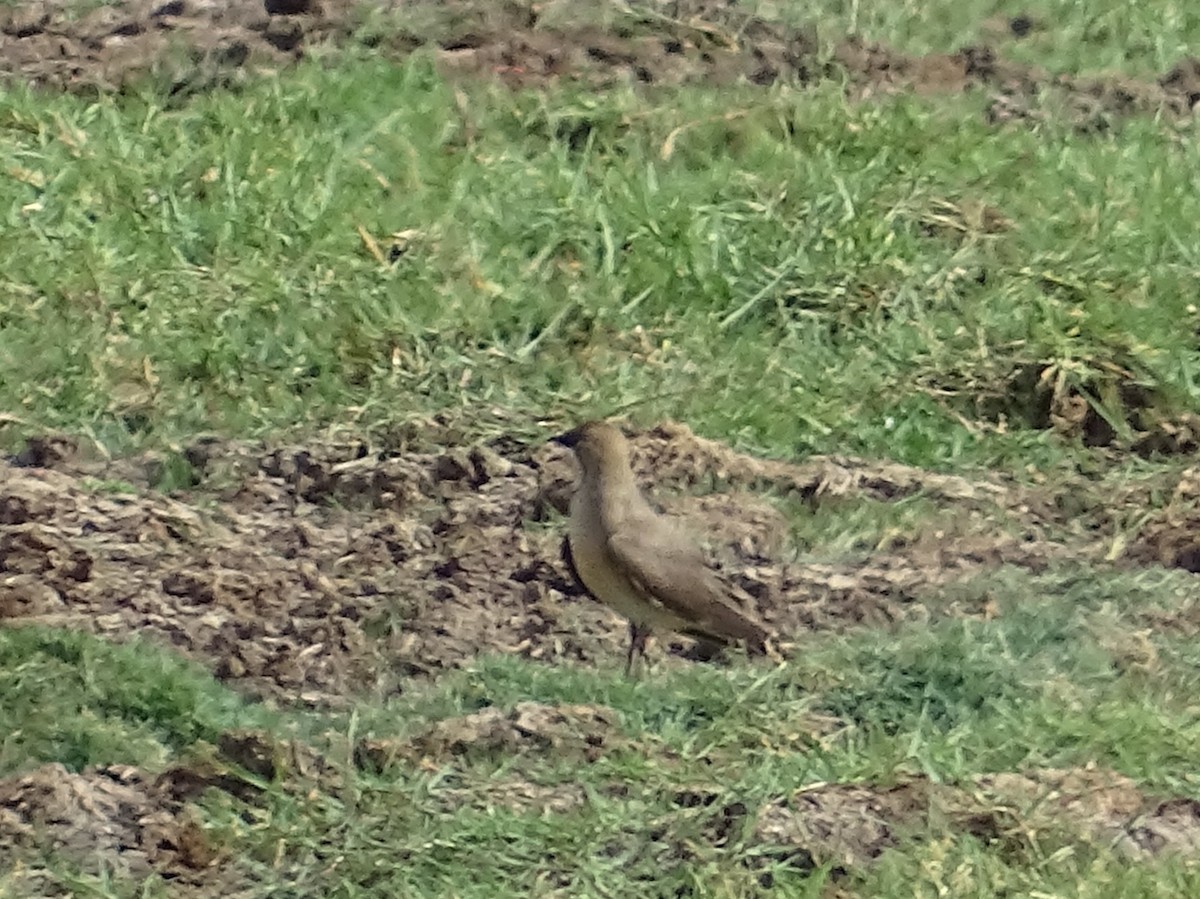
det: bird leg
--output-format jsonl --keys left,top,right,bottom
{"left": 625, "top": 622, "right": 650, "bottom": 677}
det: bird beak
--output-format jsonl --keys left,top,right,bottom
{"left": 551, "top": 427, "right": 582, "bottom": 449}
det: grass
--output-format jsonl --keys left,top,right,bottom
{"left": 3, "top": 49, "right": 1200, "bottom": 470}
{"left": 793, "top": 0, "right": 1200, "bottom": 77}
{"left": 4, "top": 0, "right": 1200, "bottom": 895}
{"left": 8, "top": 567, "right": 1199, "bottom": 896}
{"left": 0, "top": 627, "right": 276, "bottom": 775}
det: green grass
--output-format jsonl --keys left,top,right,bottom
{"left": 5, "top": 1, "right": 1200, "bottom": 896}
{"left": 263, "top": 565, "right": 1200, "bottom": 896}
{"left": 0, "top": 627, "right": 276, "bottom": 775}
{"left": 3, "top": 49, "right": 1200, "bottom": 469}
{"left": 788, "top": 0, "right": 1200, "bottom": 76}
{"left": 9, "top": 567, "right": 1200, "bottom": 897}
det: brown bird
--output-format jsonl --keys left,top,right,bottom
{"left": 553, "top": 420, "right": 772, "bottom": 674}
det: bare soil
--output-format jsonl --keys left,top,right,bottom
{"left": 2, "top": 0, "right": 1198, "bottom": 130}
{"left": 753, "top": 766, "right": 1200, "bottom": 873}
{"left": 1, "top": 421, "right": 1118, "bottom": 705}
{"left": 0, "top": 729, "right": 337, "bottom": 896}
{"left": 0, "top": 763, "right": 231, "bottom": 896}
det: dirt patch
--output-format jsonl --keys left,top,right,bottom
{"left": 1131, "top": 516, "right": 1200, "bottom": 574}
{"left": 921, "top": 354, "right": 1200, "bottom": 456}
{"left": 1131, "top": 473, "right": 1200, "bottom": 630}
{"left": 355, "top": 701, "right": 621, "bottom": 770}
{"left": 0, "top": 0, "right": 1195, "bottom": 129}
{"left": 0, "top": 763, "right": 229, "bottom": 896}
{"left": 1123, "top": 466, "right": 1200, "bottom": 575}
{"left": 0, "top": 728, "right": 336, "bottom": 895}
{"left": 354, "top": 702, "right": 621, "bottom": 816}
{"left": 437, "top": 775, "right": 589, "bottom": 816}
{"left": 627, "top": 422, "right": 1010, "bottom": 506}
{"left": 2, "top": 422, "right": 1092, "bottom": 700}
{"left": 975, "top": 768, "right": 1200, "bottom": 860}
{"left": 750, "top": 767, "right": 1200, "bottom": 874}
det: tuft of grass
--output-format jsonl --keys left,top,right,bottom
{"left": 0, "top": 627, "right": 274, "bottom": 775}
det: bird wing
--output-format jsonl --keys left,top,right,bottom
{"left": 606, "top": 525, "right": 770, "bottom": 650}
{"left": 560, "top": 535, "right": 593, "bottom": 599}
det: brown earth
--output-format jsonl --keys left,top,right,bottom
{"left": 2, "top": 0, "right": 1199, "bottom": 131}
{"left": 2, "top": 421, "right": 1112, "bottom": 706}
{"left": 752, "top": 766, "right": 1200, "bottom": 873}
{"left": 356, "top": 700, "right": 624, "bottom": 770}
{"left": 0, "top": 728, "right": 338, "bottom": 896}
{"left": 4, "top": 421, "right": 1196, "bottom": 705}
{"left": 0, "top": 763, "right": 232, "bottom": 896}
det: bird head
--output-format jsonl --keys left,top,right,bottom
{"left": 552, "top": 420, "right": 631, "bottom": 477}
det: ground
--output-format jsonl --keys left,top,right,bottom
{"left": 4, "top": 0, "right": 1200, "bottom": 122}
{"left": 4, "top": 422, "right": 1199, "bottom": 701}
{"left": 3, "top": 0, "right": 1200, "bottom": 896}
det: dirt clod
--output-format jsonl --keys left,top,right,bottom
{"left": 0, "top": 764, "right": 226, "bottom": 894}
{"left": 1125, "top": 466, "right": 1200, "bottom": 574}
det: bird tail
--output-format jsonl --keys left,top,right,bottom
{"left": 682, "top": 615, "right": 772, "bottom": 655}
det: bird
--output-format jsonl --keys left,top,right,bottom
{"left": 552, "top": 420, "right": 773, "bottom": 675}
